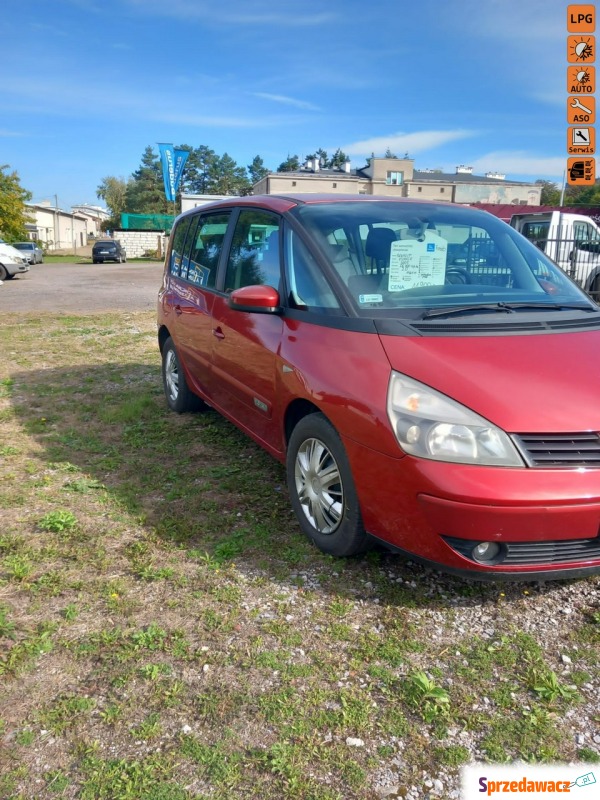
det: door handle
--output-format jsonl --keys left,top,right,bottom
{"left": 175, "top": 304, "right": 182, "bottom": 316}
{"left": 212, "top": 327, "right": 225, "bottom": 340}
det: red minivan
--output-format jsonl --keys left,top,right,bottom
{"left": 157, "top": 194, "right": 600, "bottom": 580}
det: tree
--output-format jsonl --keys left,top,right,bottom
{"left": 248, "top": 155, "right": 269, "bottom": 186}
{"left": 0, "top": 165, "right": 33, "bottom": 241}
{"left": 564, "top": 179, "right": 600, "bottom": 206}
{"left": 96, "top": 176, "right": 130, "bottom": 230}
{"left": 181, "top": 145, "right": 219, "bottom": 195}
{"left": 535, "top": 179, "right": 560, "bottom": 206}
{"left": 212, "top": 153, "right": 251, "bottom": 196}
{"left": 384, "top": 147, "right": 398, "bottom": 159}
{"left": 329, "top": 148, "right": 349, "bottom": 169}
{"left": 125, "top": 146, "right": 169, "bottom": 214}
{"left": 277, "top": 154, "right": 301, "bottom": 172}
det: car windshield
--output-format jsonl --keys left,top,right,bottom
{"left": 15, "top": 243, "right": 33, "bottom": 249}
{"left": 290, "top": 201, "right": 595, "bottom": 317}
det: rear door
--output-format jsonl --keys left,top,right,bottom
{"left": 168, "top": 210, "right": 232, "bottom": 399}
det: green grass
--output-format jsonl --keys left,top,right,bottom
{"left": 0, "top": 310, "right": 599, "bottom": 799}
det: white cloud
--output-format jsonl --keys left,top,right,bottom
{"left": 340, "top": 130, "right": 476, "bottom": 158}
{"left": 153, "top": 111, "right": 280, "bottom": 128}
{"left": 468, "top": 151, "right": 566, "bottom": 179}
{"left": 126, "top": 0, "right": 336, "bottom": 26}
{"left": 0, "top": 75, "right": 280, "bottom": 129}
{"left": 0, "top": 129, "right": 27, "bottom": 137}
{"left": 251, "top": 92, "right": 319, "bottom": 111}
{"left": 442, "top": 0, "right": 563, "bottom": 42}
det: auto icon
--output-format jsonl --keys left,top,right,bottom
{"left": 570, "top": 161, "right": 586, "bottom": 180}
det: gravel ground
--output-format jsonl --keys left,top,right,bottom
{"left": 0, "top": 261, "right": 164, "bottom": 312}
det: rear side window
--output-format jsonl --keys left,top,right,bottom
{"left": 169, "top": 216, "right": 194, "bottom": 278}
{"left": 171, "top": 212, "right": 231, "bottom": 287}
{"left": 224, "top": 209, "right": 281, "bottom": 292}
{"left": 180, "top": 212, "right": 230, "bottom": 287}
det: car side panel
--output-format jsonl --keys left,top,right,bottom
{"left": 278, "top": 317, "right": 399, "bottom": 457}
{"left": 167, "top": 277, "right": 216, "bottom": 400}
{"left": 209, "top": 295, "right": 284, "bottom": 452}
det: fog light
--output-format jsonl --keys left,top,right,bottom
{"left": 406, "top": 425, "right": 421, "bottom": 444}
{"left": 472, "top": 541, "right": 501, "bottom": 564}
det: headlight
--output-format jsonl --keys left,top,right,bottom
{"left": 386, "top": 371, "right": 524, "bottom": 466}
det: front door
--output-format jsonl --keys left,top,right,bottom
{"left": 209, "top": 209, "right": 284, "bottom": 452}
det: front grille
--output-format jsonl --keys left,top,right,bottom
{"left": 513, "top": 432, "right": 600, "bottom": 467}
{"left": 443, "top": 535, "right": 600, "bottom": 566}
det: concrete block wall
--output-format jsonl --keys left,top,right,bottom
{"left": 114, "top": 230, "right": 168, "bottom": 259}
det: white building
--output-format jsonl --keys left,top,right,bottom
{"left": 71, "top": 204, "right": 110, "bottom": 238}
{"left": 26, "top": 203, "right": 90, "bottom": 251}
{"left": 180, "top": 194, "right": 230, "bottom": 213}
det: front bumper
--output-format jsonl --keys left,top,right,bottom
{"left": 7, "top": 262, "right": 30, "bottom": 276}
{"left": 343, "top": 437, "right": 600, "bottom": 579}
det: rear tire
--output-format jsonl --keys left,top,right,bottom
{"left": 286, "top": 413, "right": 370, "bottom": 556}
{"left": 161, "top": 336, "right": 204, "bottom": 413}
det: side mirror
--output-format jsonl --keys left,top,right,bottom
{"left": 575, "top": 240, "right": 600, "bottom": 254}
{"left": 229, "top": 284, "right": 282, "bottom": 314}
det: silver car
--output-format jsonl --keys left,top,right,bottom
{"left": 12, "top": 241, "right": 44, "bottom": 264}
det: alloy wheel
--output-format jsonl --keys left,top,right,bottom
{"left": 294, "top": 437, "right": 343, "bottom": 534}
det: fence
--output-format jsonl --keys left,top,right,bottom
{"left": 442, "top": 230, "right": 600, "bottom": 302}
{"left": 120, "top": 213, "right": 175, "bottom": 232}
{"left": 517, "top": 223, "right": 600, "bottom": 301}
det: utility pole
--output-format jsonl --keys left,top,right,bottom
{"left": 54, "top": 195, "right": 59, "bottom": 250}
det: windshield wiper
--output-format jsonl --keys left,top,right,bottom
{"left": 421, "top": 301, "right": 596, "bottom": 319}
{"left": 495, "top": 302, "right": 596, "bottom": 312}
{"left": 422, "top": 303, "right": 515, "bottom": 319}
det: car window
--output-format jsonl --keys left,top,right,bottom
{"left": 290, "top": 202, "right": 592, "bottom": 315}
{"left": 172, "top": 212, "right": 230, "bottom": 286}
{"left": 224, "top": 209, "right": 281, "bottom": 292}
{"left": 284, "top": 227, "right": 341, "bottom": 312}
{"left": 169, "top": 215, "right": 194, "bottom": 278}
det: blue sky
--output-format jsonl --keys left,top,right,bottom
{"left": 3, "top": 0, "right": 573, "bottom": 209}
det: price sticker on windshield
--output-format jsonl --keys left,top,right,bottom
{"left": 388, "top": 232, "right": 448, "bottom": 292}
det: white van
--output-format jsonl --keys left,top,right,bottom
{"left": 510, "top": 212, "right": 600, "bottom": 293}
{"left": 0, "top": 242, "right": 30, "bottom": 281}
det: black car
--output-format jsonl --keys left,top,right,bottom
{"left": 92, "top": 240, "right": 127, "bottom": 264}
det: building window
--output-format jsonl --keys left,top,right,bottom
{"left": 417, "top": 187, "right": 422, "bottom": 193}
{"left": 386, "top": 171, "right": 403, "bottom": 185}
{"left": 440, "top": 188, "right": 445, "bottom": 193}
{"left": 332, "top": 183, "right": 337, "bottom": 188}
{"left": 292, "top": 181, "right": 297, "bottom": 186}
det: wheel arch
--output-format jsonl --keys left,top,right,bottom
{"left": 158, "top": 325, "right": 171, "bottom": 353}
{"left": 284, "top": 398, "right": 327, "bottom": 447}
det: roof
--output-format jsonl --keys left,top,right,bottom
{"left": 266, "top": 168, "right": 359, "bottom": 178}
{"left": 412, "top": 170, "right": 535, "bottom": 186}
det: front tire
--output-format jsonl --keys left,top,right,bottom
{"left": 0, "top": 264, "right": 8, "bottom": 281}
{"left": 286, "top": 413, "right": 369, "bottom": 556}
{"left": 161, "top": 336, "right": 204, "bottom": 413}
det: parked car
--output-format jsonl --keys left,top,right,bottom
{"left": 92, "top": 240, "right": 126, "bottom": 263}
{"left": 0, "top": 242, "right": 30, "bottom": 280}
{"left": 157, "top": 194, "right": 600, "bottom": 580}
{"left": 12, "top": 241, "right": 44, "bottom": 264}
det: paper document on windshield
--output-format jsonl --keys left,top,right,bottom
{"left": 387, "top": 232, "right": 448, "bottom": 291}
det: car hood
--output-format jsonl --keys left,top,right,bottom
{"left": 0, "top": 244, "right": 24, "bottom": 262}
{"left": 378, "top": 330, "right": 600, "bottom": 433}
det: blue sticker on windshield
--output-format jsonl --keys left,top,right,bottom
{"left": 427, "top": 243, "right": 435, "bottom": 252}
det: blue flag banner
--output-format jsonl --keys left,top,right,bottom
{"left": 173, "top": 149, "right": 189, "bottom": 194}
{"left": 158, "top": 144, "right": 189, "bottom": 202}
